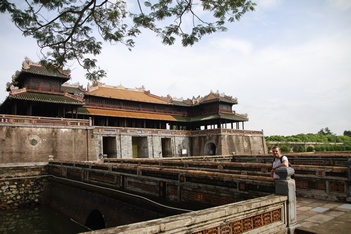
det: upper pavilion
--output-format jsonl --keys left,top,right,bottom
{"left": 0, "top": 58, "right": 248, "bottom": 131}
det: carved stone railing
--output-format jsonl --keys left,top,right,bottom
{"left": 78, "top": 166, "right": 298, "bottom": 234}
{"left": 48, "top": 161, "right": 275, "bottom": 208}
{"left": 103, "top": 158, "right": 349, "bottom": 202}
{"left": 0, "top": 114, "right": 90, "bottom": 127}
{"left": 84, "top": 195, "right": 289, "bottom": 234}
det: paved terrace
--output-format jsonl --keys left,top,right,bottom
{"left": 296, "top": 197, "right": 351, "bottom": 234}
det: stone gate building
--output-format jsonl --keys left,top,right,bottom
{"left": 0, "top": 58, "right": 267, "bottom": 162}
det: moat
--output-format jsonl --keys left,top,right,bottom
{"left": 0, "top": 205, "right": 88, "bottom": 234}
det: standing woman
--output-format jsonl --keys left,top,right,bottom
{"left": 270, "top": 146, "right": 289, "bottom": 179}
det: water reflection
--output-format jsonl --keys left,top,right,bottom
{"left": 0, "top": 205, "right": 89, "bottom": 234}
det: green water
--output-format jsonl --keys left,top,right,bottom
{"left": 0, "top": 205, "right": 89, "bottom": 234}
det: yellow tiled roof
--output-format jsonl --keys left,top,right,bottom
{"left": 86, "top": 108, "right": 177, "bottom": 121}
{"left": 87, "top": 86, "right": 169, "bottom": 104}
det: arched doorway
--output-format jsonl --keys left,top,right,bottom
{"left": 85, "top": 209, "right": 105, "bottom": 230}
{"left": 205, "top": 142, "right": 216, "bottom": 155}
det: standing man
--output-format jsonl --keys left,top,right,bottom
{"left": 270, "top": 146, "right": 289, "bottom": 179}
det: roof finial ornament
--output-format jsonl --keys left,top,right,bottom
{"left": 22, "top": 57, "right": 32, "bottom": 69}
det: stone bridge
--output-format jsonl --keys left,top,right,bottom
{"left": 1, "top": 155, "right": 351, "bottom": 233}
{"left": 1, "top": 161, "right": 298, "bottom": 233}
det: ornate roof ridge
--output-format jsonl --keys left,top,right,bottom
{"left": 21, "top": 57, "right": 71, "bottom": 77}
{"left": 87, "top": 81, "right": 148, "bottom": 93}
{"left": 173, "top": 90, "right": 238, "bottom": 105}
{"left": 62, "top": 82, "right": 86, "bottom": 92}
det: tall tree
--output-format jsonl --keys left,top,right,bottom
{"left": 344, "top": 130, "right": 351, "bottom": 137}
{"left": 318, "top": 127, "right": 332, "bottom": 135}
{"left": 0, "top": 0, "right": 256, "bottom": 81}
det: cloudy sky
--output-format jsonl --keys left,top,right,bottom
{"left": 0, "top": 0, "right": 350, "bottom": 136}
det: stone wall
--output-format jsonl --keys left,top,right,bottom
{"left": 0, "top": 125, "right": 96, "bottom": 163}
{"left": 191, "top": 130, "right": 267, "bottom": 156}
{"left": 0, "top": 123, "right": 266, "bottom": 163}
{"left": 94, "top": 128, "right": 192, "bottom": 158}
{"left": 0, "top": 164, "right": 48, "bottom": 210}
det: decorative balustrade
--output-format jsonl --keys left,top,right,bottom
{"left": 48, "top": 160, "right": 275, "bottom": 208}
{"left": 86, "top": 195, "right": 289, "bottom": 234}
{"left": 0, "top": 114, "right": 90, "bottom": 127}
{"left": 103, "top": 158, "right": 349, "bottom": 202}
{"left": 47, "top": 161, "right": 298, "bottom": 234}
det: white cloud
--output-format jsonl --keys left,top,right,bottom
{"left": 255, "top": 0, "right": 284, "bottom": 10}
{"left": 210, "top": 38, "right": 253, "bottom": 56}
{"left": 326, "top": 0, "right": 351, "bottom": 10}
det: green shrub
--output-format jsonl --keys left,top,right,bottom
{"left": 280, "top": 145, "right": 290, "bottom": 153}
{"left": 298, "top": 146, "right": 306, "bottom": 152}
{"left": 292, "top": 146, "right": 299, "bottom": 152}
{"left": 307, "top": 146, "right": 314, "bottom": 152}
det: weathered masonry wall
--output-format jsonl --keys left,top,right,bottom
{"left": 93, "top": 128, "right": 191, "bottom": 159}
{"left": 0, "top": 115, "right": 267, "bottom": 163}
{"left": 0, "top": 124, "right": 96, "bottom": 163}
{"left": 0, "top": 163, "right": 48, "bottom": 210}
{"left": 190, "top": 129, "right": 267, "bottom": 156}
{"left": 93, "top": 127, "right": 267, "bottom": 158}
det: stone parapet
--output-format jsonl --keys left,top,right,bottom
{"left": 275, "top": 167, "right": 300, "bottom": 233}
{"left": 84, "top": 195, "right": 289, "bottom": 234}
{"left": 104, "top": 157, "right": 349, "bottom": 202}
{"left": 48, "top": 161, "right": 275, "bottom": 208}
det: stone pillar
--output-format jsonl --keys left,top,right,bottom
{"left": 347, "top": 158, "right": 351, "bottom": 203}
{"left": 275, "top": 167, "right": 300, "bottom": 234}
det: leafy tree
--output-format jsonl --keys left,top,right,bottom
{"left": 318, "top": 127, "right": 333, "bottom": 135}
{"left": 266, "top": 130, "right": 351, "bottom": 152}
{"left": 265, "top": 135, "right": 286, "bottom": 142}
{"left": 286, "top": 136, "right": 302, "bottom": 142}
{"left": 0, "top": 0, "right": 256, "bottom": 81}
{"left": 344, "top": 130, "right": 351, "bottom": 137}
